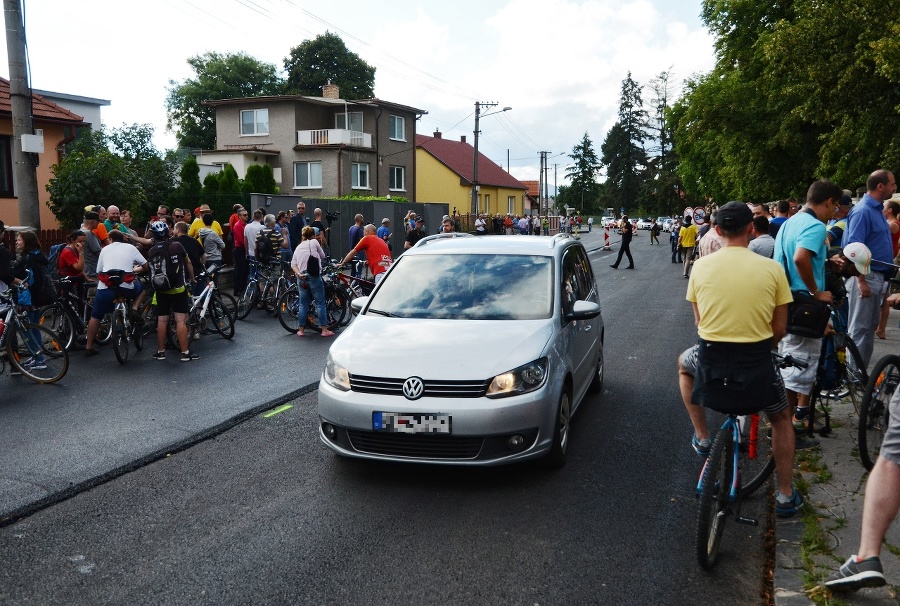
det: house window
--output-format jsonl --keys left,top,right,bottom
{"left": 0, "top": 136, "right": 12, "bottom": 197}
{"left": 389, "top": 115, "right": 405, "bottom": 141}
{"left": 351, "top": 162, "right": 369, "bottom": 189}
{"left": 336, "top": 111, "right": 363, "bottom": 132}
{"left": 294, "top": 161, "right": 322, "bottom": 188}
{"left": 484, "top": 194, "right": 490, "bottom": 212}
{"left": 389, "top": 166, "right": 405, "bottom": 191}
{"left": 508, "top": 196, "right": 515, "bottom": 214}
{"left": 240, "top": 109, "right": 269, "bottom": 136}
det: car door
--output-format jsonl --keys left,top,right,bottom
{"left": 560, "top": 246, "right": 596, "bottom": 398}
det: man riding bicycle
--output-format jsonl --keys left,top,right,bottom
{"left": 676, "top": 201, "right": 803, "bottom": 517}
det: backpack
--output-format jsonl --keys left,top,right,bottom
{"left": 148, "top": 241, "right": 180, "bottom": 291}
{"left": 47, "top": 242, "right": 65, "bottom": 281}
{"left": 255, "top": 229, "right": 275, "bottom": 264}
{"left": 306, "top": 242, "right": 321, "bottom": 277}
{"left": 28, "top": 255, "right": 57, "bottom": 306}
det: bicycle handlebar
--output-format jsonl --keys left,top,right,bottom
{"left": 773, "top": 352, "right": 808, "bottom": 370}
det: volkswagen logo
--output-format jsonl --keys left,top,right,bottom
{"left": 402, "top": 377, "right": 425, "bottom": 400}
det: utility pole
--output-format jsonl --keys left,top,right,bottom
{"left": 471, "top": 101, "right": 510, "bottom": 215}
{"left": 4, "top": 0, "right": 40, "bottom": 229}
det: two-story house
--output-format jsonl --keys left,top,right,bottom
{"left": 201, "top": 84, "right": 426, "bottom": 201}
{"left": 416, "top": 131, "right": 528, "bottom": 216}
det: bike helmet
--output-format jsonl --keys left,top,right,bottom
{"left": 149, "top": 220, "right": 169, "bottom": 240}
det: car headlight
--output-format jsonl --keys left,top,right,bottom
{"left": 323, "top": 353, "right": 351, "bottom": 391}
{"left": 486, "top": 358, "right": 548, "bottom": 398}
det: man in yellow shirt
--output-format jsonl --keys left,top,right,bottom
{"left": 677, "top": 215, "right": 699, "bottom": 277}
{"left": 188, "top": 204, "right": 223, "bottom": 240}
{"left": 677, "top": 201, "right": 803, "bottom": 517}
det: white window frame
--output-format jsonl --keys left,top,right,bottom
{"left": 294, "top": 161, "right": 322, "bottom": 189}
{"left": 351, "top": 162, "right": 369, "bottom": 189}
{"left": 389, "top": 166, "right": 405, "bottom": 191}
{"left": 389, "top": 115, "right": 406, "bottom": 141}
{"left": 240, "top": 108, "right": 269, "bottom": 136}
{"left": 508, "top": 196, "right": 515, "bottom": 214}
{"left": 336, "top": 111, "right": 363, "bottom": 132}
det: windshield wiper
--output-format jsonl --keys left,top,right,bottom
{"left": 366, "top": 308, "right": 396, "bottom": 317}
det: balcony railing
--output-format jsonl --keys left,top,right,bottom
{"left": 297, "top": 129, "right": 372, "bottom": 148}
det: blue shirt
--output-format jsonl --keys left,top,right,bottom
{"left": 774, "top": 210, "right": 827, "bottom": 292}
{"left": 376, "top": 225, "right": 390, "bottom": 240}
{"left": 843, "top": 193, "right": 893, "bottom": 271}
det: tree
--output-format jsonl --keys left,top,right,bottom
{"left": 564, "top": 133, "right": 601, "bottom": 215}
{"left": 166, "top": 52, "right": 283, "bottom": 150}
{"left": 283, "top": 32, "right": 375, "bottom": 99}
{"left": 601, "top": 73, "right": 648, "bottom": 214}
{"left": 242, "top": 164, "right": 276, "bottom": 195}
{"left": 200, "top": 172, "right": 219, "bottom": 209}
{"left": 644, "top": 69, "right": 683, "bottom": 216}
{"left": 169, "top": 155, "right": 202, "bottom": 210}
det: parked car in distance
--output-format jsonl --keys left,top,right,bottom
{"left": 318, "top": 232, "right": 605, "bottom": 467}
{"left": 657, "top": 217, "right": 668, "bottom": 230}
{"left": 600, "top": 216, "right": 615, "bottom": 227}
{"left": 663, "top": 218, "right": 674, "bottom": 232}
{"left": 636, "top": 218, "right": 654, "bottom": 230}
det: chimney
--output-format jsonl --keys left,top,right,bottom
{"left": 433, "top": 129, "right": 442, "bottom": 139}
{"left": 461, "top": 135, "right": 466, "bottom": 144}
{"left": 322, "top": 80, "right": 340, "bottom": 99}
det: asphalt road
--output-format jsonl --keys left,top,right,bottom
{"left": 0, "top": 230, "right": 772, "bottom": 605}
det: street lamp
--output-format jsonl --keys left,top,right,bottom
{"left": 471, "top": 102, "right": 511, "bottom": 215}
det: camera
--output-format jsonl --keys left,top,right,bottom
{"left": 325, "top": 210, "right": 340, "bottom": 222}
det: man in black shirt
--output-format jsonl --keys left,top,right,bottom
{"left": 405, "top": 216, "right": 426, "bottom": 250}
{"left": 173, "top": 221, "right": 205, "bottom": 295}
{"left": 288, "top": 200, "right": 306, "bottom": 252}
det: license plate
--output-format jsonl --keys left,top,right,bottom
{"left": 373, "top": 412, "right": 451, "bottom": 434}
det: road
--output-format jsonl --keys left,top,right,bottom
{"left": 0, "top": 229, "right": 772, "bottom": 604}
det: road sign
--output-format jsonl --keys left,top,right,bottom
{"left": 683, "top": 207, "right": 693, "bottom": 219}
{"left": 693, "top": 208, "right": 707, "bottom": 226}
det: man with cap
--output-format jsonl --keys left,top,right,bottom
{"left": 85, "top": 205, "right": 110, "bottom": 246}
{"left": 677, "top": 200, "right": 802, "bottom": 516}
{"left": 80, "top": 211, "right": 104, "bottom": 278}
{"left": 405, "top": 216, "right": 426, "bottom": 249}
{"left": 376, "top": 218, "right": 392, "bottom": 251}
{"left": 188, "top": 204, "right": 223, "bottom": 239}
{"left": 774, "top": 179, "right": 842, "bottom": 432}
{"left": 826, "top": 191, "right": 853, "bottom": 246}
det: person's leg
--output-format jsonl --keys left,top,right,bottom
{"left": 847, "top": 273, "right": 884, "bottom": 369}
{"left": 624, "top": 244, "right": 634, "bottom": 268}
{"left": 156, "top": 315, "right": 168, "bottom": 352}
{"left": 876, "top": 281, "right": 891, "bottom": 339}
{"left": 174, "top": 312, "right": 190, "bottom": 352}
{"left": 858, "top": 456, "right": 900, "bottom": 558}
{"left": 610, "top": 247, "right": 625, "bottom": 268}
{"left": 678, "top": 353, "right": 708, "bottom": 442}
{"left": 296, "top": 280, "right": 312, "bottom": 336}
{"left": 85, "top": 289, "right": 112, "bottom": 352}
{"left": 311, "top": 277, "right": 334, "bottom": 336}
{"left": 682, "top": 248, "right": 691, "bottom": 276}
{"left": 767, "top": 408, "right": 796, "bottom": 498}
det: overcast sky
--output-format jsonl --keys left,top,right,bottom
{"left": 1, "top": 0, "right": 715, "bottom": 184}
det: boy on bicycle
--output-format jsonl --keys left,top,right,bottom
{"left": 676, "top": 201, "right": 803, "bottom": 517}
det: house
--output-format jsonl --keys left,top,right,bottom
{"left": 202, "top": 84, "right": 426, "bottom": 200}
{"left": 520, "top": 180, "right": 541, "bottom": 214}
{"left": 0, "top": 78, "right": 92, "bottom": 229}
{"left": 416, "top": 131, "right": 528, "bottom": 216}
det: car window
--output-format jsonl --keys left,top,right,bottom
{"left": 367, "top": 254, "right": 553, "bottom": 320}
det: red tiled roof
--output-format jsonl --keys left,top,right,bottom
{"left": 416, "top": 133, "right": 526, "bottom": 191}
{"left": 521, "top": 180, "right": 540, "bottom": 197}
{"left": 0, "top": 77, "right": 85, "bottom": 124}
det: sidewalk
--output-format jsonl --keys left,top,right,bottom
{"left": 775, "top": 320, "right": 900, "bottom": 605}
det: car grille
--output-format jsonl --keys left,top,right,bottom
{"left": 347, "top": 431, "right": 484, "bottom": 459}
{"left": 350, "top": 375, "right": 489, "bottom": 398}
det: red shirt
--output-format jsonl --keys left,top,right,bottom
{"left": 58, "top": 246, "right": 82, "bottom": 277}
{"left": 354, "top": 235, "right": 392, "bottom": 275}
{"left": 233, "top": 219, "right": 246, "bottom": 250}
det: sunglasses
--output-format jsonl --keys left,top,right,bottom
{"left": 174, "top": 214, "right": 184, "bottom": 219}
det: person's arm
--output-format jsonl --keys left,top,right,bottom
{"left": 70, "top": 244, "right": 86, "bottom": 272}
{"left": 771, "top": 303, "right": 788, "bottom": 345}
{"left": 691, "top": 301, "right": 701, "bottom": 327}
{"left": 793, "top": 247, "right": 832, "bottom": 303}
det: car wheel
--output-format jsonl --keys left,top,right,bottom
{"left": 545, "top": 390, "right": 571, "bottom": 468}
{"left": 588, "top": 342, "right": 604, "bottom": 394}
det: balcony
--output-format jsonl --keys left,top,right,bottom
{"left": 297, "top": 129, "right": 372, "bottom": 148}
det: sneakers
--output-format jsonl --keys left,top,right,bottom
{"left": 152, "top": 351, "right": 166, "bottom": 360}
{"left": 180, "top": 351, "right": 200, "bottom": 362}
{"left": 85, "top": 348, "right": 100, "bottom": 358}
{"left": 691, "top": 434, "right": 711, "bottom": 456}
{"left": 793, "top": 406, "right": 810, "bottom": 424}
{"left": 25, "top": 359, "right": 47, "bottom": 370}
{"left": 775, "top": 488, "right": 805, "bottom": 517}
{"left": 795, "top": 436, "right": 820, "bottom": 451}
{"left": 825, "top": 555, "right": 886, "bottom": 592}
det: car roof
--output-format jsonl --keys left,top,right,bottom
{"left": 409, "top": 233, "right": 582, "bottom": 256}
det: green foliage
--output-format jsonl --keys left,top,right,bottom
{"left": 168, "top": 155, "right": 202, "bottom": 210}
{"left": 336, "top": 193, "right": 409, "bottom": 204}
{"left": 46, "top": 125, "right": 174, "bottom": 229}
{"left": 601, "top": 73, "right": 649, "bottom": 213}
{"left": 166, "top": 52, "right": 283, "bottom": 150}
{"left": 565, "top": 133, "right": 602, "bottom": 215}
{"left": 242, "top": 164, "right": 276, "bottom": 195}
{"left": 283, "top": 32, "right": 375, "bottom": 99}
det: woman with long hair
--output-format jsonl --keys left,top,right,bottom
{"left": 289, "top": 226, "right": 335, "bottom": 338}
{"left": 11, "top": 231, "right": 50, "bottom": 369}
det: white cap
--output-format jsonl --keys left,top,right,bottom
{"left": 844, "top": 242, "right": 872, "bottom": 275}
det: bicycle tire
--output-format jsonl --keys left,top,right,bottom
{"left": 327, "top": 284, "right": 349, "bottom": 327}
{"left": 112, "top": 311, "right": 129, "bottom": 364}
{"left": 696, "top": 429, "right": 733, "bottom": 570}
{"left": 858, "top": 354, "right": 900, "bottom": 471}
{"left": 133, "top": 315, "right": 144, "bottom": 352}
{"left": 38, "top": 303, "right": 75, "bottom": 351}
{"left": 7, "top": 322, "right": 69, "bottom": 384}
{"left": 217, "top": 291, "right": 238, "bottom": 323}
{"left": 96, "top": 313, "right": 113, "bottom": 344}
{"left": 738, "top": 415, "right": 775, "bottom": 497}
{"left": 276, "top": 288, "right": 302, "bottom": 333}
{"left": 335, "top": 284, "right": 355, "bottom": 326}
{"left": 209, "top": 293, "right": 236, "bottom": 339}
{"left": 842, "top": 337, "right": 868, "bottom": 414}
{"left": 237, "top": 281, "right": 258, "bottom": 321}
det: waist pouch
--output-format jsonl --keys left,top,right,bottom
{"left": 692, "top": 339, "right": 778, "bottom": 415}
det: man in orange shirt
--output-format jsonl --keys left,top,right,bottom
{"left": 341, "top": 224, "right": 393, "bottom": 283}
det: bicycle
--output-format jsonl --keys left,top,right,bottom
{"left": 858, "top": 354, "right": 900, "bottom": 471}
{"left": 38, "top": 277, "right": 112, "bottom": 350}
{"left": 696, "top": 352, "right": 806, "bottom": 570}
{"left": 236, "top": 260, "right": 288, "bottom": 320}
{"left": 275, "top": 267, "right": 349, "bottom": 334}
{"left": 332, "top": 260, "right": 376, "bottom": 324}
{"left": 1, "top": 285, "right": 69, "bottom": 383}
{"left": 101, "top": 270, "right": 144, "bottom": 364}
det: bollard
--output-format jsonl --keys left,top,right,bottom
{"left": 603, "top": 226, "right": 612, "bottom": 250}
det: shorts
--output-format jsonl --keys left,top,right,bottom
{"left": 155, "top": 289, "right": 190, "bottom": 316}
{"left": 679, "top": 344, "right": 788, "bottom": 415}
{"left": 777, "top": 333, "right": 821, "bottom": 395}
{"left": 880, "top": 387, "right": 900, "bottom": 466}
{"left": 91, "top": 282, "right": 142, "bottom": 320}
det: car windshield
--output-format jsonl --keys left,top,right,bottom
{"left": 367, "top": 254, "right": 554, "bottom": 320}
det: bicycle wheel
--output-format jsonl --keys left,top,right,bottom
{"left": 38, "top": 303, "right": 75, "bottom": 351}
{"left": 841, "top": 337, "right": 868, "bottom": 413}
{"left": 696, "top": 429, "right": 733, "bottom": 570}
{"left": 858, "top": 354, "right": 900, "bottom": 471}
{"left": 112, "top": 310, "right": 129, "bottom": 364}
{"left": 96, "top": 313, "right": 113, "bottom": 344}
{"left": 738, "top": 414, "right": 775, "bottom": 497}
{"left": 237, "top": 281, "right": 258, "bottom": 321}
{"left": 276, "top": 288, "right": 302, "bottom": 333}
{"left": 326, "top": 284, "right": 350, "bottom": 327}
{"left": 7, "top": 322, "right": 69, "bottom": 384}
{"left": 209, "top": 293, "right": 236, "bottom": 339}
{"left": 217, "top": 291, "right": 238, "bottom": 323}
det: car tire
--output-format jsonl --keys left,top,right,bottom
{"left": 545, "top": 390, "right": 571, "bottom": 469}
{"left": 588, "top": 342, "right": 604, "bottom": 394}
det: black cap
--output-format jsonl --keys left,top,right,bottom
{"left": 840, "top": 194, "right": 852, "bottom": 207}
{"left": 717, "top": 201, "right": 753, "bottom": 229}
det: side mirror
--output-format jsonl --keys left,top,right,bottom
{"left": 565, "top": 300, "right": 601, "bottom": 322}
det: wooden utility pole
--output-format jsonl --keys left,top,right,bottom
{"left": 4, "top": 0, "right": 40, "bottom": 228}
